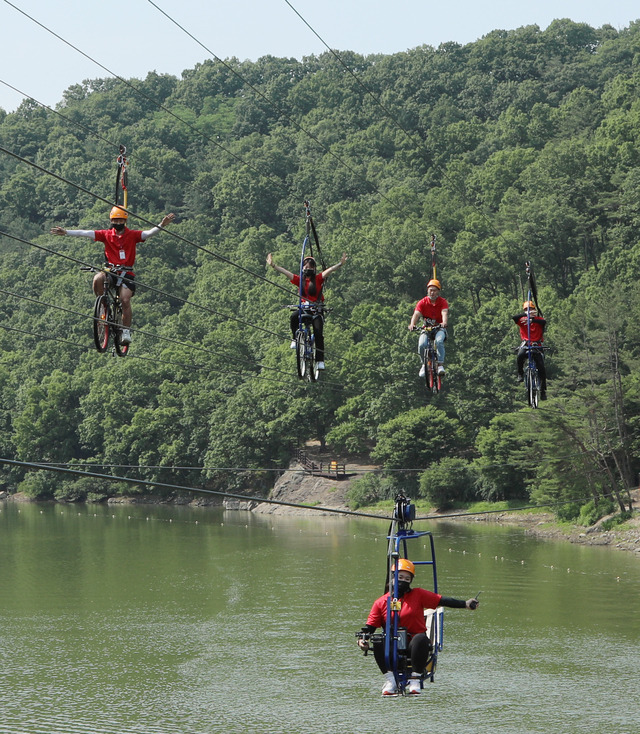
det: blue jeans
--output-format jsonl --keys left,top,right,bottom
{"left": 418, "top": 328, "right": 446, "bottom": 364}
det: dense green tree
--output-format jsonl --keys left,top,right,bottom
{"left": 2, "top": 20, "right": 640, "bottom": 519}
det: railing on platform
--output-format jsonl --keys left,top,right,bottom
{"left": 296, "top": 449, "right": 346, "bottom": 479}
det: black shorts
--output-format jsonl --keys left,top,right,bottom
{"left": 106, "top": 270, "right": 136, "bottom": 295}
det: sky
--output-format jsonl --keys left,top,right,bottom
{"left": 1, "top": 0, "right": 639, "bottom": 113}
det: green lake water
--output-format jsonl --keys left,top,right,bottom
{"left": 1, "top": 502, "right": 639, "bottom": 734}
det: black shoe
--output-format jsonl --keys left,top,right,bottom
{"left": 540, "top": 391, "right": 547, "bottom": 400}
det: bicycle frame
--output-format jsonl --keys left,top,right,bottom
{"left": 84, "top": 266, "right": 129, "bottom": 357}
{"left": 289, "top": 304, "right": 323, "bottom": 381}
{"left": 525, "top": 343, "right": 539, "bottom": 408}
{"left": 421, "top": 326, "right": 442, "bottom": 393}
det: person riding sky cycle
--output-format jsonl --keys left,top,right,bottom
{"left": 357, "top": 558, "right": 479, "bottom": 696}
{"left": 408, "top": 278, "right": 449, "bottom": 378}
{"left": 51, "top": 207, "right": 175, "bottom": 345}
{"left": 513, "top": 301, "right": 547, "bottom": 400}
{"left": 267, "top": 251, "right": 347, "bottom": 370}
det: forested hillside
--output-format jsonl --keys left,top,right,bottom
{"left": 1, "top": 19, "right": 639, "bottom": 522}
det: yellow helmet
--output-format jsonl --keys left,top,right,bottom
{"left": 522, "top": 301, "right": 536, "bottom": 310}
{"left": 393, "top": 558, "right": 415, "bottom": 576}
{"left": 427, "top": 279, "right": 441, "bottom": 290}
{"left": 110, "top": 206, "right": 128, "bottom": 220}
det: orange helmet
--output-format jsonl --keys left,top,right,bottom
{"left": 303, "top": 256, "right": 316, "bottom": 266}
{"left": 427, "top": 279, "right": 441, "bottom": 290}
{"left": 393, "top": 558, "right": 415, "bottom": 576}
{"left": 522, "top": 301, "right": 536, "bottom": 310}
{"left": 110, "top": 206, "right": 128, "bottom": 220}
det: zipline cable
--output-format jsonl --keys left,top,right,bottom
{"left": 0, "top": 457, "right": 619, "bottom": 523}
{"left": 0, "top": 457, "right": 391, "bottom": 520}
{"left": 282, "top": 0, "right": 429, "bottom": 155}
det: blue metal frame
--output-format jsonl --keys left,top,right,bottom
{"left": 383, "top": 501, "right": 443, "bottom": 694}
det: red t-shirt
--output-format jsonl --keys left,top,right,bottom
{"left": 366, "top": 588, "right": 442, "bottom": 635}
{"left": 415, "top": 296, "right": 449, "bottom": 325}
{"left": 291, "top": 273, "right": 325, "bottom": 303}
{"left": 94, "top": 228, "right": 144, "bottom": 271}
{"left": 513, "top": 314, "right": 546, "bottom": 342}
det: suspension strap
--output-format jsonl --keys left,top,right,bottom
{"left": 115, "top": 145, "right": 129, "bottom": 209}
{"left": 430, "top": 233, "right": 437, "bottom": 281}
{"left": 525, "top": 261, "right": 543, "bottom": 317}
{"left": 304, "top": 200, "right": 327, "bottom": 271}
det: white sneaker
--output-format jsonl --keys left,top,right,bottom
{"left": 317, "top": 361, "right": 325, "bottom": 370}
{"left": 407, "top": 677, "right": 421, "bottom": 695}
{"left": 419, "top": 365, "right": 426, "bottom": 378}
{"left": 290, "top": 340, "right": 297, "bottom": 349}
{"left": 381, "top": 671, "right": 398, "bottom": 696}
{"left": 437, "top": 364, "right": 445, "bottom": 375}
{"left": 120, "top": 328, "right": 132, "bottom": 345}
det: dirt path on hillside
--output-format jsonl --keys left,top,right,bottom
{"left": 246, "top": 445, "right": 640, "bottom": 554}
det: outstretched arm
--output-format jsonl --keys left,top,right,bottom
{"left": 267, "top": 252, "right": 295, "bottom": 280}
{"left": 50, "top": 227, "right": 96, "bottom": 239}
{"left": 440, "top": 596, "right": 480, "bottom": 610}
{"left": 321, "top": 252, "right": 347, "bottom": 278}
{"left": 141, "top": 212, "right": 176, "bottom": 240}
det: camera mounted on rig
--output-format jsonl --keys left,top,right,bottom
{"left": 393, "top": 493, "right": 415, "bottom": 528}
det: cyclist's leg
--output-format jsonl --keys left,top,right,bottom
{"left": 372, "top": 637, "right": 390, "bottom": 675}
{"left": 290, "top": 311, "right": 299, "bottom": 339}
{"left": 434, "top": 329, "right": 446, "bottom": 364}
{"left": 312, "top": 314, "right": 324, "bottom": 363}
{"left": 516, "top": 345, "right": 527, "bottom": 379}
{"left": 534, "top": 351, "right": 547, "bottom": 393}
{"left": 408, "top": 633, "right": 432, "bottom": 673}
{"left": 92, "top": 271, "right": 107, "bottom": 297}
{"left": 418, "top": 331, "right": 428, "bottom": 361}
{"left": 118, "top": 283, "right": 133, "bottom": 327}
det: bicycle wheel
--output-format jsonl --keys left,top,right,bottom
{"left": 526, "top": 365, "right": 540, "bottom": 408}
{"left": 423, "top": 353, "right": 431, "bottom": 389}
{"left": 92, "top": 295, "right": 110, "bottom": 353}
{"left": 296, "top": 331, "right": 306, "bottom": 379}
{"left": 427, "top": 348, "right": 439, "bottom": 394}
{"left": 113, "top": 304, "right": 129, "bottom": 357}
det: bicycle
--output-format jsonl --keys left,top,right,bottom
{"left": 81, "top": 265, "right": 130, "bottom": 357}
{"left": 522, "top": 342, "right": 547, "bottom": 408}
{"left": 419, "top": 325, "right": 443, "bottom": 394}
{"left": 287, "top": 304, "right": 328, "bottom": 381}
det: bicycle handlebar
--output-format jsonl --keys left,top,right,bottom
{"left": 515, "top": 342, "right": 549, "bottom": 351}
{"left": 410, "top": 324, "right": 443, "bottom": 332}
{"left": 285, "top": 304, "right": 331, "bottom": 312}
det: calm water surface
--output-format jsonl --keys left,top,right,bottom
{"left": 1, "top": 502, "right": 639, "bottom": 734}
